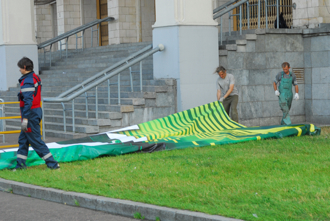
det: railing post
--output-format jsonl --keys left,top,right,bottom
{"left": 66, "top": 37, "right": 69, "bottom": 59}
{"left": 129, "top": 66, "right": 133, "bottom": 92}
{"left": 43, "top": 48, "right": 46, "bottom": 67}
{"left": 229, "top": 12, "right": 231, "bottom": 36}
{"left": 50, "top": 44, "right": 52, "bottom": 67}
{"left": 239, "top": 5, "right": 242, "bottom": 35}
{"left": 60, "top": 41, "right": 62, "bottom": 58}
{"left": 85, "top": 92, "right": 88, "bottom": 118}
{"left": 0, "top": 99, "right": 5, "bottom": 143}
{"left": 97, "top": 28, "right": 100, "bottom": 47}
{"left": 95, "top": 86, "right": 98, "bottom": 120}
{"left": 118, "top": 74, "right": 121, "bottom": 105}
{"left": 258, "top": 0, "right": 261, "bottom": 29}
{"left": 220, "top": 17, "right": 223, "bottom": 45}
{"left": 265, "top": 0, "right": 268, "bottom": 29}
{"left": 276, "top": 0, "right": 279, "bottom": 29}
{"left": 72, "top": 99, "right": 75, "bottom": 133}
{"left": 247, "top": 2, "right": 250, "bottom": 29}
{"left": 82, "top": 30, "right": 85, "bottom": 51}
{"left": 42, "top": 101, "right": 45, "bottom": 140}
{"left": 140, "top": 61, "right": 143, "bottom": 92}
{"left": 61, "top": 102, "right": 66, "bottom": 133}
{"left": 107, "top": 79, "right": 110, "bottom": 104}
{"left": 91, "top": 27, "right": 93, "bottom": 47}
{"left": 75, "top": 34, "right": 78, "bottom": 51}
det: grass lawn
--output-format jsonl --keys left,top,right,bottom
{"left": 0, "top": 127, "right": 329, "bottom": 221}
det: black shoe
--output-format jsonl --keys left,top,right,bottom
{"left": 48, "top": 164, "right": 60, "bottom": 170}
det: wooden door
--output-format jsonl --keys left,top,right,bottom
{"left": 97, "top": 0, "right": 108, "bottom": 46}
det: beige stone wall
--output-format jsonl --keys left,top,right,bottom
{"left": 293, "top": 0, "right": 325, "bottom": 28}
{"left": 82, "top": 0, "right": 97, "bottom": 48}
{"left": 294, "top": 0, "right": 330, "bottom": 28}
{"left": 141, "top": 0, "right": 155, "bottom": 42}
{"left": 318, "top": 0, "right": 330, "bottom": 23}
{"left": 57, "top": 0, "right": 82, "bottom": 49}
{"left": 34, "top": 4, "right": 53, "bottom": 45}
{"left": 108, "top": 0, "right": 137, "bottom": 45}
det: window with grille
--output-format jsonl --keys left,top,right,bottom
{"left": 234, "top": 0, "right": 293, "bottom": 31}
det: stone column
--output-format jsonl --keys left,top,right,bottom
{"left": 153, "top": 0, "right": 219, "bottom": 111}
{"left": 0, "top": 0, "right": 39, "bottom": 91}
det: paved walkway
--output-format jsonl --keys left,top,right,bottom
{"left": 1, "top": 134, "right": 64, "bottom": 147}
{"left": 0, "top": 191, "right": 135, "bottom": 221}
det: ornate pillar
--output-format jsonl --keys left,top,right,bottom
{"left": 0, "top": 0, "right": 39, "bottom": 91}
{"left": 153, "top": 0, "right": 219, "bottom": 111}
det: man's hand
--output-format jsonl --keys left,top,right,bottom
{"left": 21, "top": 119, "right": 28, "bottom": 132}
{"left": 275, "top": 90, "right": 280, "bottom": 96}
{"left": 294, "top": 93, "right": 299, "bottom": 100}
{"left": 219, "top": 97, "right": 224, "bottom": 102}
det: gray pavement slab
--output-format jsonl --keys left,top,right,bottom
{"left": 1, "top": 133, "right": 65, "bottom": 146}
{"left": 0, "top": 191, "right": 136, "bottom": 221}
{"left": 0, "top": 178, "right": 242, "bottom": 221}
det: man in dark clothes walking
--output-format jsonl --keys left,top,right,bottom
{"left": 15, "top": 57, "right": 59, "bottom": 170}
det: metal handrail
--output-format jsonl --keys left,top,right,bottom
{"left": 213, "top": 0, "right": 248, "bottom": 20}
{"left": 38, "top": 17, "right": 114, "bottom": 49}
{"left": 214, "top": 0, "right": 296, "bottom": 45}
{"left": 39, "top": 16, "right": 114, "bottom": 67}
{"left": 57, "top": 44, "right": 152, "bottom": 99}
{"left": 42, "top": 44, "right": 165, "bottom": 139}
{"left": 213, "top": 0, "right": 238, "bottom": 14}
{"left": 0, "top": 101, "right": 41, "bottom": 149}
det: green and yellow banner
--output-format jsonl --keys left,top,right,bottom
{"left": 0, "top": 101, "right": 320, "bottom": 170}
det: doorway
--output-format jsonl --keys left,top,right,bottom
{"left": 97, "top": 0, "right": 108, "bottom": 46}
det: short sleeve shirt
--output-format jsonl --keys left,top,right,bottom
{"left": 274, "top": 71, "right": 298, "bottom": 87}
{"left": 216, "top": 73, "right": 239, "bottom": 97}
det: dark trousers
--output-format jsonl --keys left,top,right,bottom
{"left": 16, "top": 108, "right": 58, "bottom": 169}
{"left": 223, "top": 95, "right": 239, "bottom": 122}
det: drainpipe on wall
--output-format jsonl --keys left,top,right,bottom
{"left": 136, "top": 0, "right": 142, "bottom": 42}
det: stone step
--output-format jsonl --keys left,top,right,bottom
{"left": 40, "top": 73, "right": 154, "bottom": 83}
{"left": 4, "top": 106, "right": 124, "bottom": 118}
{"left": 4, "top": 103, "right": 123, "bottom": 114}
{"left": 39, "top": 47, "right": 153, "bottom": 67}
{"left": 43, "top": 116, "right": 112, "bottom": 126}
{"left": 5, "top": 119, "right": 100, "bottom": 134}
{"left": 44, "top": 130, "right": 89, "bottom": 140}
{"left": 38, "top": 42, "right": 152, "bottom": 61}
{"left": 1, "top": 80, "right": 170, "bottom": 95}
{"left": 40, "top": 61, "right": 153, "bottom": 71}
{"left": 1, "top": 86, "right": 161, "bottom": 99}
{"left": 42, "top": 55, "right": 153, "bottom": 66}
{"left": 4, "top": 124, "right": 88, "bottom": 139}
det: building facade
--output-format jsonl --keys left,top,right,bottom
{"left": 33, "top": 0, "right": 330, "bottom": 49}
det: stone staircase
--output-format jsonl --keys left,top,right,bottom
{"left": 218, "top": 29, "right": 257, "bottom": 49}
{"left": 0, "top": 42, "right": 177, "bottom": 139}
{"left": 219, "top": 31, "right": 258, "bottom": 69}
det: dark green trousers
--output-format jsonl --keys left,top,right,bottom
{"left": 223, "top": 95, "right": 239, "bottom": 122}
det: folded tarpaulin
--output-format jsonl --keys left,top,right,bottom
{"left": 0, "top": 101, "right": 320, "bottom": 170}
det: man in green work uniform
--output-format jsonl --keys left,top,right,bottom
{"left": 273, "top": 62, "right": 299, "bottom": 125}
